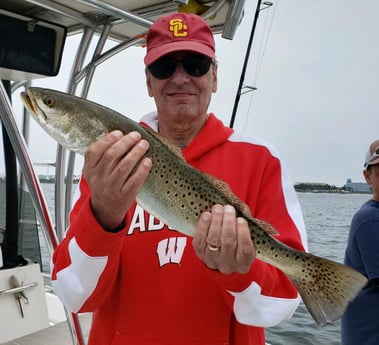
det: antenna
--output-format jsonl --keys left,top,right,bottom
{"left": 229, "top": 0, "right": 273, "bottom": 128}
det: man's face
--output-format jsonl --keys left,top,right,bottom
{"left": 364, "top": 164, "right": 379, "bottom": 199}
{"left": 145, "top": 51, "right": 217, "bottom": 124}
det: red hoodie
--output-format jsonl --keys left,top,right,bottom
{"left": 52, "top": 113, "right": 307, "bottom": 345}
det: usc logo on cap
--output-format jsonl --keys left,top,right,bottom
{"left": 169, "top": 19, "right": 188, "bottom": 37}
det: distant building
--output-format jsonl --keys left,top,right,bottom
{"left": 345, "top": 178, "right": 371, "bottom": 193}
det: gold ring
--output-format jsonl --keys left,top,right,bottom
{"left": 207, "top": 244, "right": 220, "bottom": 252}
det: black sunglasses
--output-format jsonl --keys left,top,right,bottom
{"left": 148, "top": 54, "right": 213, "bottom": 79}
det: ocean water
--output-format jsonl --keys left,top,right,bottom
{"left": 40, "top": 184, "right": 370, "bottom": 345}
{"left": 265, "top": 192, "right": 370, "bottom": 345}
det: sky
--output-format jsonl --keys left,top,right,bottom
{"left": 3, "top": 0, "right": 379, "bottom": 187}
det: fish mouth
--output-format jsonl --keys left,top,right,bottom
{"left": 20, "top": 90, "right": 47, "bottom": 121}
{"left": 20, "top": 91, "right": 35, "bottom": 113}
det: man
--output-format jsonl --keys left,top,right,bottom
{"left": 52, "top": 12, "right": 307, "bottom": 345}
{"left": 342, "top": 139, "right": 379, "bottom": 345}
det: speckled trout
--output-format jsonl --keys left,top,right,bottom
{"left": 21, "top": 87, "right": 367, "bottom": 326}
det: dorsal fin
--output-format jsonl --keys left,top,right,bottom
{"left": 249, "top": 217, "right": 279, "bottom": 236}
{"left": 205, "top": 173, "right": 279, "bottom": 236}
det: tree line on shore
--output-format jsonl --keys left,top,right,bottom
{"left": 294, "top": 182, "right": 367, "bottom": 193}
{"left": 37, "top": 175, "right": 80, "bottom": 183}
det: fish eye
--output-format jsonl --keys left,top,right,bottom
{"left": 44, "top": 97, "right": 55, "bottom": 108}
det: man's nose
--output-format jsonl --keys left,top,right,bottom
{"left": 170, "top": 63, "right": 190, "bottom": 84}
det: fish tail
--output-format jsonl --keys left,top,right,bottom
{"left": 289, "top": 252, "right": 368, "bottom": 326}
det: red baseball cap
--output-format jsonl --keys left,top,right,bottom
{"left": 144, "top": 13, "right": 215, "bottom": 66}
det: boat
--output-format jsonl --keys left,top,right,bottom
{"left": 0, "top": 0, "right": 273, "bottom": 344}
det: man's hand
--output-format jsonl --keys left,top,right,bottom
{"left": 83, "top": 130, "right": 152, "bottom": 230}
{"left": 192, "top": 205, "right": 255, "bottom": 274}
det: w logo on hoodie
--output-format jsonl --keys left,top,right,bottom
{"left": 156, "top": 237, "right": 187, "bottom": 267}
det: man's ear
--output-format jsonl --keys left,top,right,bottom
{"left": 363, "top": 168, "right": 371, "bottom": 185}
{"left": 212, "top": 64, "right": 218, "bottom": 93}
{"left": 145, "top": 68, "right": 154, "bottom": 97}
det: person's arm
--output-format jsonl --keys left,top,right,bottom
{"left": 356, "top": 219, "right": 379, "bottom": 288}
{"left": 51, "top": 131, "right": 152, "bottom": 312}
{"left": 193, "top": 154, "right": 306, "bottom": 327}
